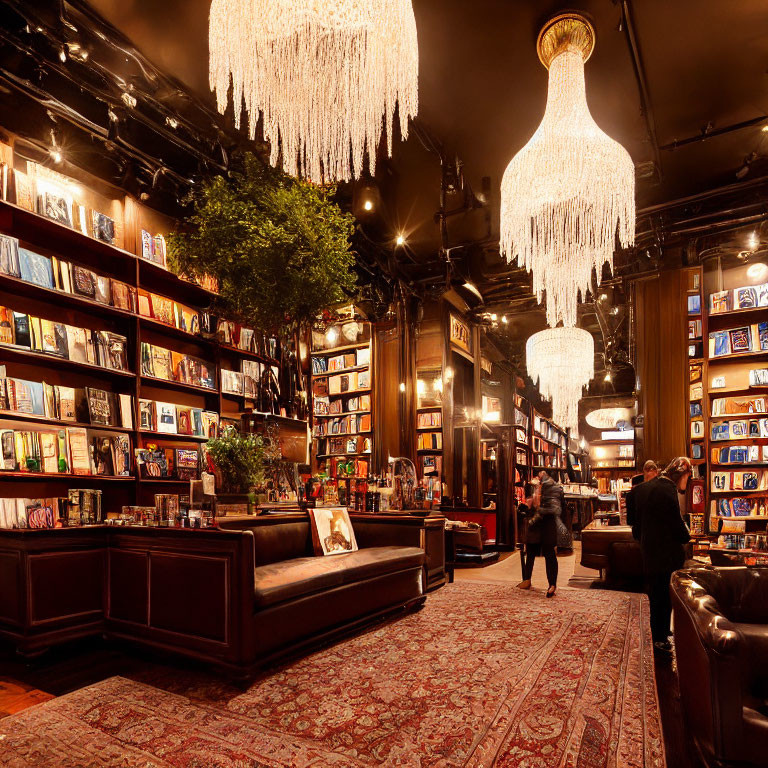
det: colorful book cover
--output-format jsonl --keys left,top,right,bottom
{"left": 156, "top": 402, "right": 177, "bottom": 433}
{"left": 712, "top": 330, "right": 730, "bottom": 357}
{"left": 710, "top": 290, "right": 730, "bottom": 314}
{"left": 728, "top": 326, "right": 751, "bottom": 353}
{"left": 138, "top": 399, "right": 155, "bottom": 431}
{"left": 65, "top": 325, "right": 88, "bottom": 363}
{"left": 687, "top": 294, "right": 701, "bottom": 314}
{"left": 0, "top": 234, "right": 20, "bottom": 277}
{"left": 735, "top": 286, "right": 758, "bottom": 309}
{"left": 759, "top": 321, "right": 768, "bottom": 351}
{"left": 757, "top": 283, "right": 768, "bottom": 307}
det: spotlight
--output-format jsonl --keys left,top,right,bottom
{"left": 491, "top": 313, "right": 497, "bottom": 321}
{"left": 762, "top": 124, "right": 768, "bottom": 133}
{"left": 604, "top": 372, "right": 612, "bottom": 382}
{"left": 395, "top": 234, "right": 406, "bottom": 246}
{"left": 325, "top": 327, "right": 338, "bottom": 344}
{"left": 363, "top": 200, "right": 373, "bottom": 212}
{"left": 59, "top": 48, "right": 66, "bottom": 63}
{"left": 501, "top": 315, "right": 508, "bottom": 324}
{"left": 50, "top": 149, "right": 62, "bottom": 164}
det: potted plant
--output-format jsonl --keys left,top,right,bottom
{"left": 205, "top": 426, "right": 269, "bottom": 514}
{"left": 167, "top": 152, "right": 358, "bottom": 336}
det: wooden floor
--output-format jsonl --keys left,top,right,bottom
{"left": 1, "top": 545, "right": 703, "bottom": 767}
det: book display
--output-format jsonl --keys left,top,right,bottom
{"left": 416, "top": 367, "right": 444, "bottom": 503}
{"left": 310, "top": 312, "right": 374, "bottom": 507}
{"left": 699, "top": 254, "right": 768, "bottom": 549}
{"left": 0, "top": 139, "right": 294, "bottom": 517}
{"left": 531, "top": 410, "right": 568, "bottom": 478}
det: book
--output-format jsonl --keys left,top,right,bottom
{"left": 1, "top": 429, "right": 15, "bottom": 469}
{"left": 0, "top": 307, "right": 13, "bottom": 344}
{"left": 91, "top": 211, "right": 115, "bottom": 244}
{"left": 728, "top": 326, "right": 752, "bottom": 353}
{"left": 67, "top": 427, "right": 91, "bottom": 475}
{"left": 0, "top": 234, "right": 20, "bottom": 277}
{"left": 176, "top": 406, "right": 193, "bottom": 435}
{"left": 40, "top": 188, "right": 72, "bottom": 227}
{"left": 734, "top": 286, "right": 758, "bottom": 309}
{"left": 86, "top": 387, "right": 113, "bottom": 425}
{"left": 29, "top": 316, "right": 43, "bottom": 351}
{"left": 56, "top": 386, "right": 76, "bottom": 421}
{"left": 8, "top": 378, "right": 45, "bottom": 416}
{"left": 101, "top": 332, "right": 129, "bottom": 371}
{"left": 12, "top": 312, "right": 30, "bottom": 348}
{"left": 138, "top": 399, "right": 156, "bottom": 431}
{"left": 191, "top": 408, "right": 204, "bottom": 437}
{"left": 71, "top": 265, "right": 97, "bottom": 298}
{"left": 750, "top": 368, "right": 768, "bottom": 386}
{"left": 119, "top": 394, "right": 133, "bottom": 429}
{"left": 94, "top": 275, "right": 112, "bottom": 305}
{"left": 111, "top": 434, "right": 131, "bottom": 475}
{"left": 710, "top": 330, "right": 730, "bottom": 357}
{"left": 759, "top": 322, "right": 768, "bottom": 351}
{"left": 65, "top": 325, "right": 88, "bottom": 363}
{"left": 687, "top": 294, "right": 701, "bottom": 314}
{"left": 39, "top": 431, "right": 59, "bottom": 473}
{"left": 13, "top": 170, "right": 35, "bottom": 211}
{"left": 175, "top": 448, "right": 199, "bottom": 480}
{"left": 156, "top": 402, "right": 177, "bottom": 434}
{"left": 92, "top": 434, "right": 114, "bottom": 475}
{"left": 151, "top": 345, "right": 173, "bottom": 380}
{"left": 111, "top": 280, "right": 135, "bottom": 311}
{"left": 150, "top": 294, "right": 175, "bottom": 325}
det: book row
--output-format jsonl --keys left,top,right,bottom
{"left": 417, "top": 432, "right": 442, "bottom": 450}
{"left": 311, "top": 347, "right": 370, "bottom": 374}
{"left": 221, "top": 360, "right": 280, "bottom": 398}
{"left": 324, "top": 456, "right": 371, "bottom": 479}
{"left": 709, "top": 323, "right": 768, "bottom": 357}
{"left": 417, "top": 411, "right": 442, "bottom": 428}
{"left": 0, "top": 374, "right": 133, "bottom": 426}
{"left": 312, "top": 413, "right": 371, "bottom": 437}
{"left": 711, "top": 396, "right": 767, "bottom": 416}
{"left": 709, "top": 418, "right": 768, "bottom": 440}
{"left": 135, "top": 447, "right": 201, "bottom": 480}
{"left": 533, "top": 415, "right": 567, "bottom": 447}
{"left": 711, "top": 496, "right": 768, "bottom": 518}
{"left": 140, "top": 342, "right": 215, "bottom": 389}
{"left": 711, "top": 445, "right": 768, "bottom": 465}
{"left": 311, "top": 369, "right": 371, "bottom": 397}
{"left": 313, "top": 394, "right": 371, "bottom": 417}
{"left": 709, "top": 283, "right": 768, "bottom": 313}
{"left": 0, "top": 305, "right": 128, "bottom": 370}
{"left": 314, "top": 435, "right": 372, "bottom": 456}
{"left": 0, "top": 489, "right": 102, "bottom": 529}
{"left": 0, "top": 427, "right": 130, "bottom": 476}
{"left": 711, "top": 470, "right": 768, "bottom": 493}
{"left": 138, "top": 399, "right": 220, "bottom": 438}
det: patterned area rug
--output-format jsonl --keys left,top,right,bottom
{"left": 0, "top": 582, "right": 665, "bottom": 767}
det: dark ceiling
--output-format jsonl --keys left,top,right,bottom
{"left": 79, "top": 0, "right": 768, "bottom": 393}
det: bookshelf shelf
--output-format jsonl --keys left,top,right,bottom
{"left": 137, "top": 477, "right": 195, "bottom": 484}
{"left": 0, "top": 346, "right": 134, "bottom": 380}
{"left": 315, "top": 452, "right": 372, "bottom": 459}
{"left": 0, "top": 411, "right": 133, "bottom": 433}
{"left": 311, "top": 341, "right": 370, "bottom": 356}
{"left": 139, "top": 375, "right": 217, "bottom": 396}
{"left": 311, "top": 430, "right": 372, "bottom": 439}
{"left": 709, "top": 350, "right": 768, "bottom": 362}
{"left": 0, "top": 471, "right": 132, "bottom": 481}
{"left": 312, "top": 365, "right": 369, "bottom": 378}
{"left": 137, "top": 430, "right": 210, "bottom": 443}
{"left": 710, "top": 488, "right": 767, "bottom": 495}
{"left": 714, "top": 516, "right": 768, "bottom": 521}
{"left": 314, "top": 410, "right": 371, "bottom": 418}
{"left": 324, "top": 388, "right": 372, "bottom": 398}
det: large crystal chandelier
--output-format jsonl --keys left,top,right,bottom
{"left": 500, "top": 13, "right": 635, "bottom": 328}
{"left": 526, "top": 327, "right": 594, "bottom": 434}
{"left": 209, "top": 0, "right": 419, "bottom": 182}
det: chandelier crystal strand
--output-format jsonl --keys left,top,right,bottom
{"left": 209, "top": 0, "right": 419, "bottom": 182}
{"left": 500, "top": 17, "right": 635, "bottom": 328}
{"left": 526, "top": 327, "right": 594, "bottom": 435}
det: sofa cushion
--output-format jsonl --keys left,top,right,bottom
{"left": 253, "top": 546, "right": 425, "bottom": 608}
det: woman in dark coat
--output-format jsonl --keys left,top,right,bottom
{"left": 517, "top": 471, "right": 561, "bottom": 596}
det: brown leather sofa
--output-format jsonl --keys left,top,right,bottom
{"left": 671, "top": 566, "right": 768, "bottom": 768}
{"left": 0, "top": 513, "right": 429, "bottom": 678}
{"left": 579, "top": 523, "right": 644, "bottom": 582}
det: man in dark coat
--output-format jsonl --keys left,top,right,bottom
{"left": 626, "top": 459, "right": 659, "bottom": 535}
{"left": 517, "top": 471, "right": 562, "bottom": 596}
{"left": 631, "top": 457, "right": 692, "bottom": 651}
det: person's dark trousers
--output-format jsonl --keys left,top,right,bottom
{"left": 522, "top": 543, "right": 558, "bottom": 587}
{"left": 646, "top": 571, "right": 673, "bottom": 642}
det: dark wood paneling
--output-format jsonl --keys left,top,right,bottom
{"left": 0, "top": 549, "right": 22, "bottom": 625}
{"left": 634, "top": 271, "right": 687, "bottom": 465}
{"left": 108, "top": 549, "right": 148, "bottom": 626}
{"left": 28, "top": 549, "right": 105, "bottom": 625}
{"left": 149, "top": 552, "right": 229, "bottom": 643}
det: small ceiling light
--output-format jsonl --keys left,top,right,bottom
{"left": 121, "top": 92, "right": 137, "bottom": 109}
{"left": 599, "top": 293, "right": 608, "bottom": 302}
{"left": 395, "top": 234, "right": 406, "bottom": 246}
{"left": 325, "top": 327, "right": 338, "bottom": 344}
{"left": 747, "top": 231, "right": 759, "bottom": 251}
{"left": 501, "top": 315, "right": 508, "bottom": 324}
{"left": 762, "top": 124, "right": 768, "bottom": 133}
{"left": 609, "top": 306, "right": 619, "bottom": 315}
{"left": 399, "top": 382, "right": 406, "bottom": 393}
{"left": 491, "top": 313, "right": 497, "bottom": 321}
{"left": 604, "top": 371, "right": 612, "bottom": 382}
{"left": 363, "top": 199, "right": 373, "bottom": 211}
{"left": 59, "top": 48, "right": 67, "bottom": 63}
{"left": 747, "top": 262, "right": 768, "bottom": 281}
{"left": 165, "top": 117, "right": 179, "bottom": 129}
{"left": 50, "top": 149, "right": 62, "bottom": 164}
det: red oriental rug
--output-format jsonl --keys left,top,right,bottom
{"left": 0, "top": 582, "right": 665, "bottom": 767}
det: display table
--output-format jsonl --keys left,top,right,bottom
{"left": 579, "top": 521, "right": 643, "bottom": 582}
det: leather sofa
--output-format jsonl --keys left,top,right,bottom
{"left": 579, "top": 522, "right": 644, "bottom": 582}
{"left": 0, "top": 513, "right": 430, "bottom": 678}
{"left": 671, "top": 566, "right": 768, "bottom": 767}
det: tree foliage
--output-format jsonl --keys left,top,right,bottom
{"left": 168, "top": 153, "right": 357, "bottom": 335}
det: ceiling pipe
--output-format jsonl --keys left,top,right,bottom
{"left": 659, "top": 115, "right": 768, "bottom": 151}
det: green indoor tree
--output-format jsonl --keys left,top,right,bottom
{"left": 168, "top": 153, "right": 358, "bottom": 335}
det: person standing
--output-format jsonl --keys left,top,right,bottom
{"left": 517, "top": 471, "right": 561, "bottom": 597}
{"left": 631, "top": 457, "right": 692, "bottom": 652}
{"left": 627, "top": 459, "right": 659, "bottom": 536}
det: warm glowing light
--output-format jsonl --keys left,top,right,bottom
{"left": 604, "top": 372, "right": 612, "bottom": 382}
{"left": 50, "top": 150, "right": 62, "bottom": 164}
{"left": 491, "top": 313, "right": 497, "bottom": 321}
{"left": 579, "top": 437, "right": 586, "bottom": 450}
{"left": 585, "top": 407, "right": 634, "bottom": 429}
{"left": 748, "top": 231, "right": 759, "bottom": 251}
{"left": 416, "top": 379, "right": 426, "bottom": 396}
{"left": 500, "top": 14, "right": 635, "bottom": 328}
{"left": 594, "top": 447, "right": 607, "bottom": 459}
{"left": 483, "top": 411, "right": 501, "bottom": 423}
{"left": 444, "top": 366, "right": 454, "bottom": 380}
{"left": 399, "top": 382, "right": 406, "bottom": 393}
{"left": 363, "top": 200, "right": 373, "bottom": 211}
{"left": 209, "top": 0, "right": 419, "bottom": 182}
{"left": 762, "top": 124, "right": 768, "bottom": 133}
{"left": 434, "top": 378, "right": 443, "bottom": 393}
{"left": 526, "top": 327, "right": 594, "bottom": 434}
{"left": 501, "top": 315, "right": 508, "bottom": 324}
{"left": 396, "top": 234, "right": 406, "bottom": 246}
{"left": 325, "top": 327, "right": 338, "bottom": 344}
{"left": 747, "top": 262, "right": 768, "bottom": 282}
{"left": 463, "top": 282, "right": 483, "bottom": 300}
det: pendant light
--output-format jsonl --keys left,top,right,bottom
{"left": 526, "top": 327, "right": 595, "bottom": 434}
{"left": 209, "top": 0, "right": 419, "bottom": 183}
{"left": 500, "top": 13, "right": 635, "bottom": 328}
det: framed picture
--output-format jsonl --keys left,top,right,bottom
{"left": 309, "top": 507, "right": 358, "bottom": 556}
{"left": 449, "top": 313, "right": 472, "bottom": 355}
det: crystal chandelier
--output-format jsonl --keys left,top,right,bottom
{"left": 209, "top": 0, "right": 419, "bottom": 182}
{"left": 526, "top": 327, "right": 594, "bottom": 434}
{"left": 500, "top": 13, "right": 635, "bottom": 328}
